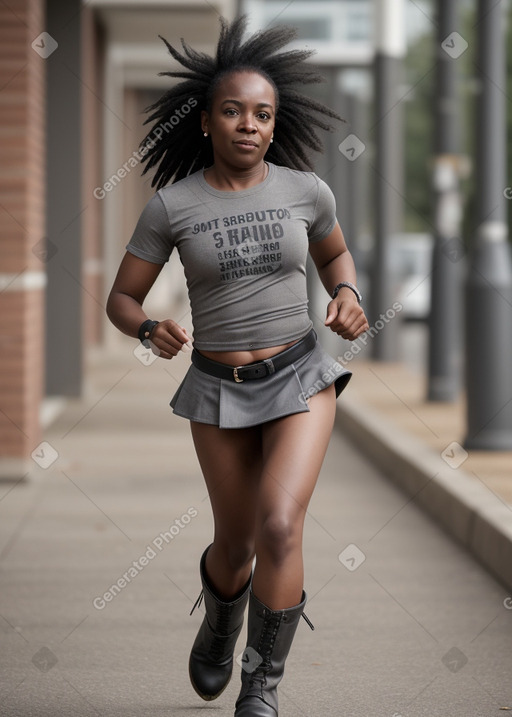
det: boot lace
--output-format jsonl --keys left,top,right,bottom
{"left": 209, "top": 602, "right": 236, "bottom": 661}
{"left": 248, "top": 611, "right": 282, "bottom": 688}
{"left": 190, "top": 590, "right": 203, "bottom": 615}
{"left": 301, "top": 611, "right": 314, "bottom": 630}
{"left": 190, "top": 589, "right": 236, "bottom": 662}
{"left": 247, "top": 610, "right": 314, "bottom": 688}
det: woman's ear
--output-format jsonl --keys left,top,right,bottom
{"left": 200, "top": 109, "right": 209, "bottom": 135}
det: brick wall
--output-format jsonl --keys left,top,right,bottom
{"left": 0, "top": 0, "right": 46, "bottom": 473}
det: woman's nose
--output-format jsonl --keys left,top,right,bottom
{"left": 237, "top": 114, "right": 257, "bottom": 132}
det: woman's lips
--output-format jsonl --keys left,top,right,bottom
{"left": 234, "top": 140, "right": 259, "bottom": 149}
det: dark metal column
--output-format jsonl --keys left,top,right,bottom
{"left": 464, "top": 0, "right": 512, "bottom": 449}
{"left": 45, "top": 0, "right": 83, "bottom": 396}
{"left": 427, "top": 0, "right": 464, "bottom": 401}
{"left": 343, "top": 90, "right": 366, "bottom": 268}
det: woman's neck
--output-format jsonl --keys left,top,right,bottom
{"left": 203, "top": 160, "right": 268, "bottom": 191}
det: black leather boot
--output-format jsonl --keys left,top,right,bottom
{"left": 189, "top": 546, "right": 251, "bottom": 701}
{"left": 234, "top": 590, "right": 313, "bottom": 717}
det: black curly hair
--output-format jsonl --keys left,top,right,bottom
{"left": 140, "top": 15, "right": 343, "bottom": 189}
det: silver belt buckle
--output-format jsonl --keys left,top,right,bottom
{"left": 263, "top": 358, "right": 275, "bottom": 375}
{"left": 233, "top": 366, "right": 244, "bottom": 383}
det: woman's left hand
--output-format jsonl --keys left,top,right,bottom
{"left": 324, "top": 293, "right": 369, "bottom": 341}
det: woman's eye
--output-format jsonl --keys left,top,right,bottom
{"left": 223, "top": 109, "right": 271, "bottom": 120}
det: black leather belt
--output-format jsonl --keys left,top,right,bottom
{"left": 191, "top": 329, "right": 316, "bottom": 383}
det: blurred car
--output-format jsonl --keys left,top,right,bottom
{"left": 355, "top": 233, "right": 433, "bottom": 321}
{"left": 392, "top": 233, "right": 433, "bottom": 321}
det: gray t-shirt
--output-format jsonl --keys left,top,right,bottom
{"left": 126, "top": 162, "right": 336, "bottom": 350}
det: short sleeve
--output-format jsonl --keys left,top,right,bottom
{"left": 308, "top": 176, "right": 337, "bottom": 243}
{"left": 126, "top": 191, "right": 174, "bottom": 264}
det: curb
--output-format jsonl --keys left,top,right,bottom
{"left": 335, "top": 397, "right": 512, "bottom": 592}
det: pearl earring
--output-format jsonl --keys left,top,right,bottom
{"left": 203, "top": 132, "right": 208, "bottom": 137}
{"left": 270, "top": 137, "right": 273, "bottom": 143}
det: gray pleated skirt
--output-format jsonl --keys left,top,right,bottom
{"left": 169, "top": 333, "right": 352, "bottom": 429}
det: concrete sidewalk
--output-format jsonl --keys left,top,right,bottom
{"left": 1, "top": 338, "right": 512, "bottom": 716}
{"left": 337, "top": 358, "right": 512, "bottom": 592}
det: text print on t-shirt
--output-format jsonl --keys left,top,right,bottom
{"left": 192, "top": 208, "right": 291, "bottom": 282}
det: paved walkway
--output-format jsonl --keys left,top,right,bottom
{"left": 346, "top": 356, "right": 512, "bottom": 507}
{"left": 1, "top": 336, "right": 512, "bottom": 716}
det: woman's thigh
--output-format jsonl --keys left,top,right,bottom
{"left": 189, "top": 421, "right": 263, "bottom": 548}
{"left": 257, "top": 384, "right": 337, "bottom": 540}
{"left": 189, "top": 382, "right": 336, "bottom": 558}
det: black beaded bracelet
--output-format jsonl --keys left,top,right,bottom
{"left": 138, "top": 319, "right": 159, "bottom": 346}
{"left": 331, "top": 281, "right": 362, "bottom": 304}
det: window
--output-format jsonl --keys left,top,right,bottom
{"left": 242, "top": 0, "right": 373, "bottom": 66}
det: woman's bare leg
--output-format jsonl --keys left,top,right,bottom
{"left": 252, "top": 384, "right": 337, "bottom": 609}
{"left": 190, "top": 422, "right": 262, "bottom": 599}
{"left": 190, "top": 383, "right": 336, "bottom": 607}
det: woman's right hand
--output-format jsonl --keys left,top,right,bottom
{"left": 149, "top": 320, "right": 192, "bottom": 359}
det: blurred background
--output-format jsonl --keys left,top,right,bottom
{"left": 1, "top": 0, "right": 512, "bottom": 479}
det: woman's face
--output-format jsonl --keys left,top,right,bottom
{"left": 201, "top": 71, "right": 276, "bottom": 169}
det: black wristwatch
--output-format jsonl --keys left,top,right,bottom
{"left": 331, "top": 281, "right": 362, "bottom": 304}
{"left": 138, "top": 319, "right": 159, "bottom": 347}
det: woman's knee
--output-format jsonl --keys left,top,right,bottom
{"left": 257, "top": 512, "right": 302, "bottom": 565}
{"left": 213, "top": 538, "right": 255, "bottom": 572}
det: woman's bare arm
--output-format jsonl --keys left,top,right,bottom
{"left": 308, "top": 222, "right": 369, "bottom": 341}
{"left": 106, "top": 252, "right": 191, "bottom": 359}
